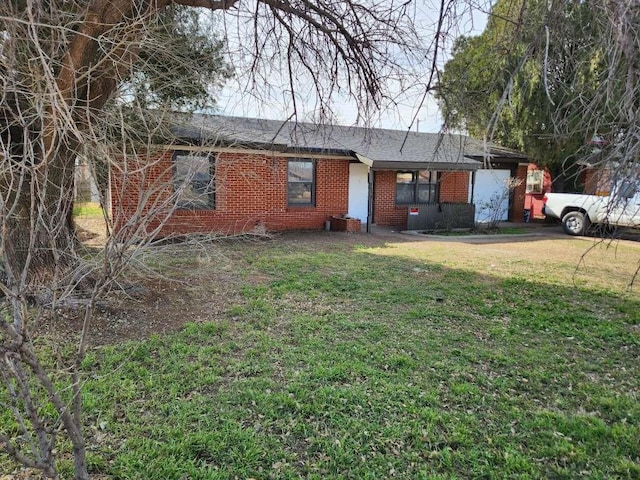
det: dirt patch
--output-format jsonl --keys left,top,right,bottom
{"left": 46, "top": 219, "right": 387, "bottom": 346}
{"left": 44, "top": 217, "right": 247, "bottom": 345}
{"left": 36, "top": 266, "right": 252, "bottom": 347}
{"left": 74, "top": 214, "right": 109, "bottom": 247}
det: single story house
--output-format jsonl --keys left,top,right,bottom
{"left": 110, "top": 114, "right": 528, "bottom": 236}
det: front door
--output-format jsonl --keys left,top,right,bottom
{"left": 348, "top": 163, "right": 369, "bottom": 222}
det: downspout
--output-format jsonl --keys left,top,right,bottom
{"left": 470, "top": 170, "right": 476, "bottom": 204}
{"left": 470, "top": 170, "right": 477, "bottom": 223}
{"left": 367, "top": 167, "right": 374, "bottom": 233}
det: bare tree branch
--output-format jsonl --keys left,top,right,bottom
{"left": 0, "top": 1, "right": 428, "bottom": 478}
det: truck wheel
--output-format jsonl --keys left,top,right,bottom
{"left": 562, "top": 211, "right": 589, "bottom": 236}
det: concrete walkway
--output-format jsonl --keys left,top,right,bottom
{"left": 364, "top": 222, "right": 563, "bottom": 241}
{"left": 365, "top": 221, "right": 640, "bottom": 244}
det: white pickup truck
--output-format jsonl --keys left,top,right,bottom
{"left": 543, "top": 180, "right": 640, "bottom": 235}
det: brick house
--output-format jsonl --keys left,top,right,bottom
{"left": 110, "top": 115, "right": 527, "bottom": 236}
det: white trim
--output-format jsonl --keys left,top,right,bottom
{"left": 354, "top": 153, "right": 374, "bottom": 167}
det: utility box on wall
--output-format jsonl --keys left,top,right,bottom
{"left": 406, "top": 203, "right": 475, "bottom": 230}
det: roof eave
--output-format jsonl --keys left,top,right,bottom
{"left": 370, "top": 160, "right": 480, "bottom": 171}
{"left": 465, "top": 154, "right": 528, "bottom": 163}
{"left": 285, "top": 146, "right": 354, "bottom": 157}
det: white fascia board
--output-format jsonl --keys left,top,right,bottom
{"left": 354, "top": 153, "right": 374, "bottom": 167}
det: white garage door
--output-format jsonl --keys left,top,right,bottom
{"left": 474, "top": 169, "right": 511, "bottom": 223}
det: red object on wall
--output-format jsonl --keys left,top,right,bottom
{"left": 524, "top": 164, "right": 552, "bottom": 220}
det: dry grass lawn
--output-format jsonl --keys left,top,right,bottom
{"left": 369, "top": 233, "right": 640, "bottom": 297}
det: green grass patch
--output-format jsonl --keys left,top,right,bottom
{"left": 73, "top": 202, "right": 103, "bottom": 217}
{"left": 2, "top": 236, "right": 639, "bottom": 478}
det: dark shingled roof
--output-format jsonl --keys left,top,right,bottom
{"left": 171, "top": 114, "right": 527, "bottom": 171}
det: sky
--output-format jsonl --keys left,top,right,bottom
{"left": 214, "top": 1, "right": 490, "bottom": 133}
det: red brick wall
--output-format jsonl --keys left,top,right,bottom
{"left": 512, "top": 164, "right": 528, "bottom": 222}
{"left": 373, "top": 170, "right": 471, "bottom": 228}
{"left": 111, "top": 152, "right": 475, "bottom": 235}
{"left": 581, "top": 169, "right": 593, "bottom": 193}
{"left": 373, "top": 170, "right": 407, "bottom": 228}
{"left": 111, "top": 149, "right": 350, "bottom": 236}
{"left": 110, "top": 150, "right": 175, "bottom": 236}
{"left": 439, "top": 172, "right": 470, "bottom": 203}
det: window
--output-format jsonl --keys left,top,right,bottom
{"left": 526, "top": 170, "right": 544, "bottom": 194}
{"left": 288, "top": 159, "right": 315, "bottom": 206}
{"left": 173, "top": 151, "right": 215, "bottom": 209}
{"left": 396, "top": 170, "right": 438, "bottom": 205}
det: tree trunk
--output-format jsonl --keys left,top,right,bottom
{"left": 1, "top": 138, "right": 80, "bottom": 294}
{"left": 1, "top": 2, "right": 233, "bottom": 477}
{"left": 1, "top": 0, "right": 144, "bottom": 292}
{"left": 1, "top": 0, "right": 236, "bottom": 293}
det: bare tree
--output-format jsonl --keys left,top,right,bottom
{"left": 0, "top": 1, "right": 431, "bottom": 478}
{"left": 1, "top": 0, "right": 421, "bottom": 287}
